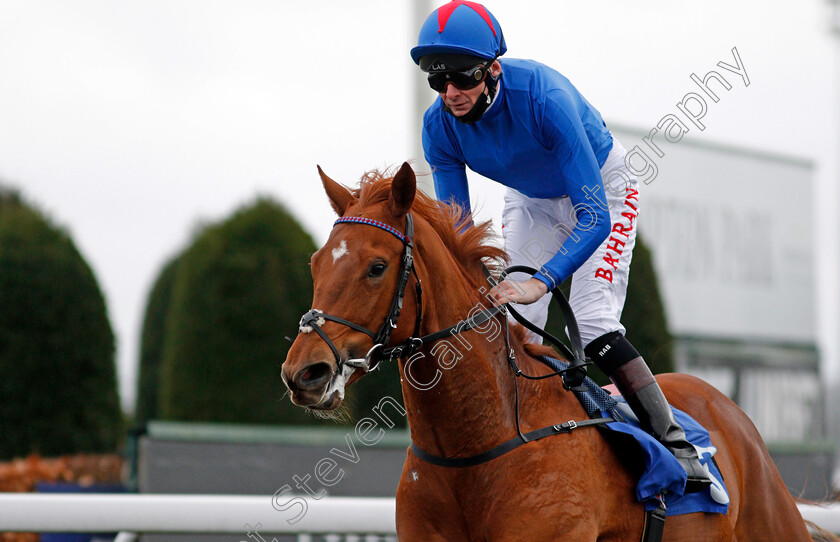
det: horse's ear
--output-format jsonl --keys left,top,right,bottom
{"left": 318, "top": 165, "right": 355, "bottom": 216}
{"left": 388, "top": 162, "right": 416, "bottom": 218}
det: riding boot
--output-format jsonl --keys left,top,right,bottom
{"left": 585, "top": 332, "right": 713, "bottom": 493}
{"left": 612, "top": 358, "right": 713, "bottom": 493}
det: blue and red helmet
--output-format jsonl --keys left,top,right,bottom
{"left": 410, "top": 1, "right": 506, "bottom": 68}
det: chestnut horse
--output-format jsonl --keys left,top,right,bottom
{"left": 282, "top": 163, "right": 811, "bottom": 541}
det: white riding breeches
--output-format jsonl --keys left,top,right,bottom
{"left": 501, "top": 137, "right": 639, "bottom": 348}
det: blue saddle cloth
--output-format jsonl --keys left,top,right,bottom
{"left": 539, "top": 356, "right": 730, "bottom": 516}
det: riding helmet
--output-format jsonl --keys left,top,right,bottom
{"left": 410, "top": 1, "right": 506, "bottom": 68}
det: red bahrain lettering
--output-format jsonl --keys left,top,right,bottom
{"left": 596, "top": 188, "right": 638, "bottom": 283}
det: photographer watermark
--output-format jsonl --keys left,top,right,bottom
{"left": 611, "top": 46, "right": 749, "bottom": 189}
{"left": 249, "top": 46, "right": 752, "bottom": 539}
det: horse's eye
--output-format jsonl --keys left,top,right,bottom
{"left": 368, "top": 262, "right": 387, "bottom": 278}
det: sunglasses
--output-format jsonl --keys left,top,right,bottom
{"left": 427, "top": 63, "right": 491, "bottom": 93}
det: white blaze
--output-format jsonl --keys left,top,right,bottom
{"left": 332, "top": 240, "right": 349, "bottom": 262}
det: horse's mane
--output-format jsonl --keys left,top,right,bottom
{"left": 354, "top": 170, "right": 507, "bottom": 283}
{"left": 354, "top": 169, "right": 562, "bottom": 360}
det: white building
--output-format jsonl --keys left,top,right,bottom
{"left": 609, "top": 124, "right": 823, "bottom": 445}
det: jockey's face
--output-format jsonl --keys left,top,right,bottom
{"left": 438, "top": 60, "right": 501, "bottom": 117}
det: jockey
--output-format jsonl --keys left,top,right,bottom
{"left": 411, "top": 0, "right": 712, "bottom": 492}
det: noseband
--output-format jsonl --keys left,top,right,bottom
{"left": 297, "top": 213, "right": 423, "bottom": 375}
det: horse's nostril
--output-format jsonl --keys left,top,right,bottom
{"left": 294, "top": 362, "right": 333, "bottom": 390}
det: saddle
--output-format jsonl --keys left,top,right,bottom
{"left": 538, "top": 355, "right": 730, "bottom": 517}
{"left": 498, "top": 266, "right": 730, "bottom": 517}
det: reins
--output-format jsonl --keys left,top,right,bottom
{"left": 296, "top": 211, "right": 614, "bottom": 468}
{"left": 487, "top": 265, "right": 589, "bottom": 391}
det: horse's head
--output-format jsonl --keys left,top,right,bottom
{"left": 281, "top": 162, "right": 419, "bottom": 411}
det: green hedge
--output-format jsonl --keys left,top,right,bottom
{"left": 621, "top": 236, "right": 673, "bottom": 374}
{"left": 134, "top": 255, "right": 181, "bottom": 425}
{"left": 0, "top": 191, "right": 121, "bottom": 459}
{"left": 155, "top": 198, "right": 318, "bottom": 424}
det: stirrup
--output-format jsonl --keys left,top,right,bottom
{"left": 678, "top": 456, "right": 713, "bottom": 493}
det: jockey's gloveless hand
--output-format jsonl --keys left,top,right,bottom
{"left": 488, "top": 277, "right": 549, "bottom": 306}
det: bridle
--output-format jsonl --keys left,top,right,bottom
{"left": 295, "top": 211, "right": 613, "bottom": 466}
{"left": 300, "top": 209, "right": 548, "bottom": 367}
{"left": 297, "top": 212, "right": 510, "bottom": 374}
{"left": 297, "top": 213, "right": 424, "bottom": 376}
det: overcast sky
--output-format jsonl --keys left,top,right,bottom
{"left": 0, "top": 0, "right": 837, "bottom": 412}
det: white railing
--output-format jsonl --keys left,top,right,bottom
{"left": 801, "top": 503, "right": 840, "bottom": 534}
{"left": 0, "top": 494, "right": 396, "bottom": 534}
{"left": 0, "top": 494, "right": 837, "bottom": 534}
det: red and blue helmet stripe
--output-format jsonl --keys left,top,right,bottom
{"left": 410, "top": 1, "right": 506, "bottom": 65}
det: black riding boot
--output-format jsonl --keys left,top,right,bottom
{"left": 614, "top": 358, "right": 713, "bottom": 493}
{"left": 585, "top": 332, "right": 713, "bottom": 493}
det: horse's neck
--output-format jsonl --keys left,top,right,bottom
{"left": 399, "top": 252, "right": 565, "bottom": 457}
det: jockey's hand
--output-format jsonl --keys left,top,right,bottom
{"left": 488, "top": 277, "right": 549, "bottom": 306}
